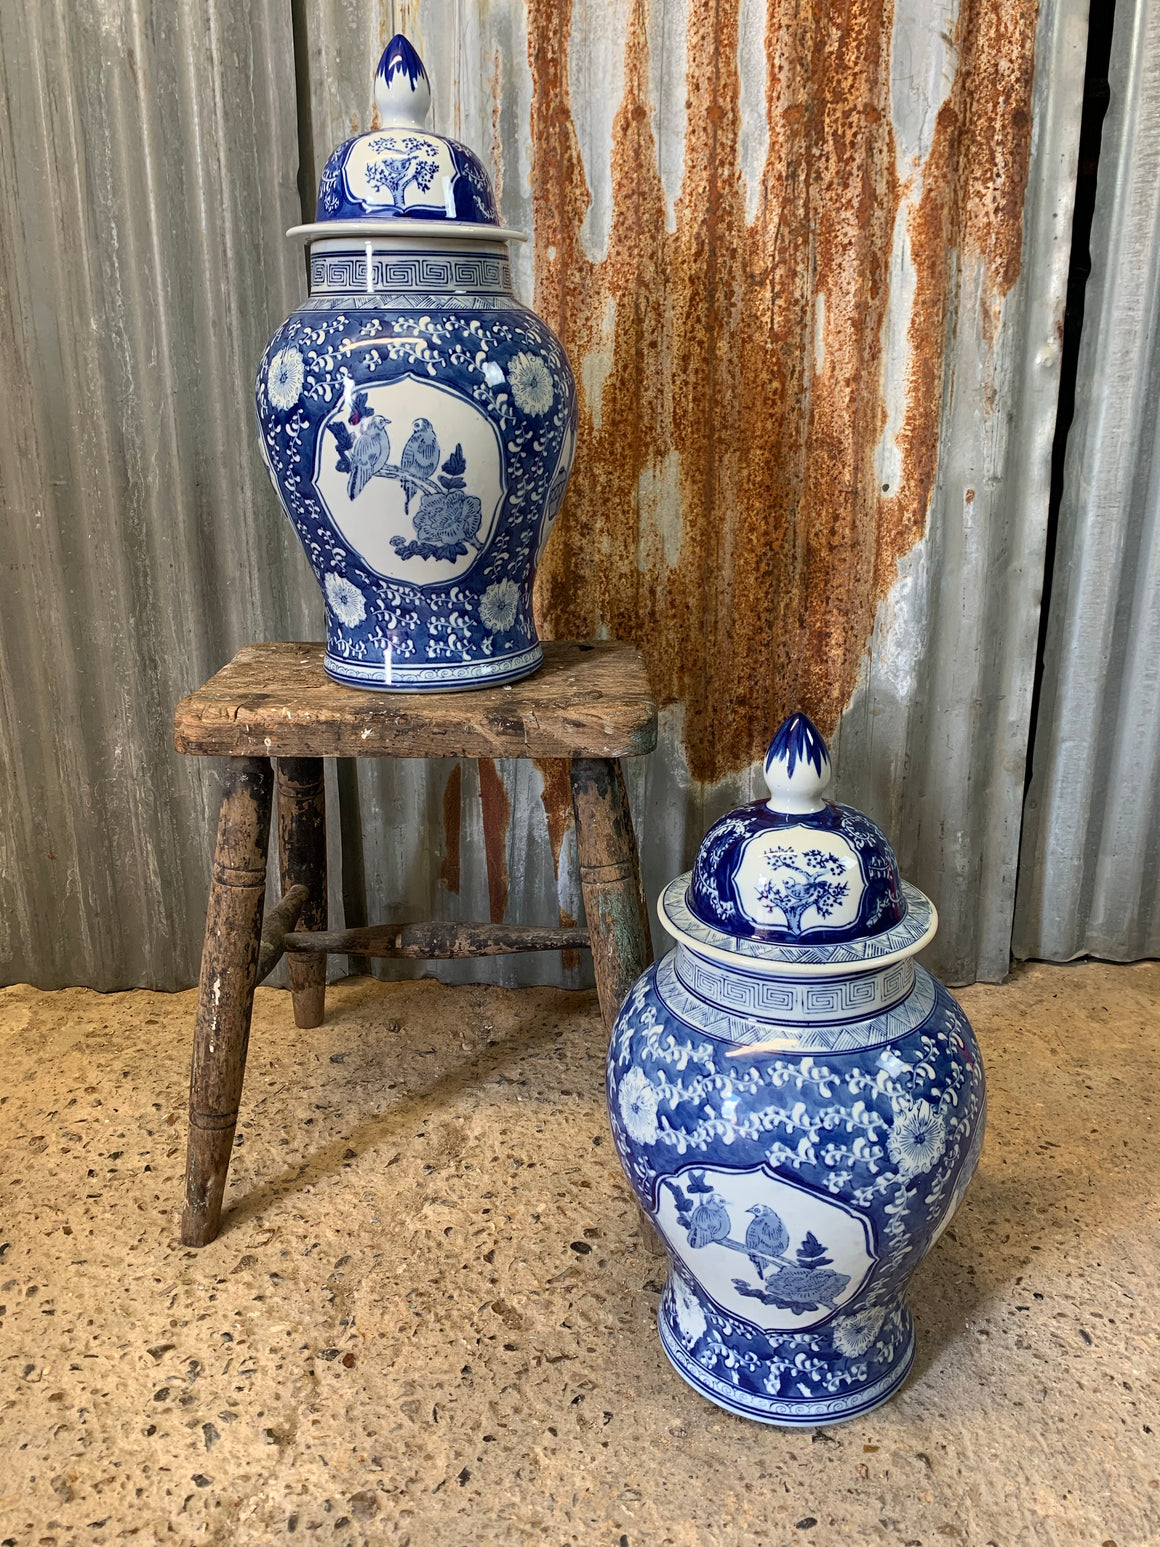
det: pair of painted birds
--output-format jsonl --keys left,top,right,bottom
{"left": 687, "top": 1196, "right": 790, "bottom": 1278}
{"left": 347, "top": 413, "right": 441, "bottom": 507}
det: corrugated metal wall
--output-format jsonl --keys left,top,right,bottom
{"left": 1013, "top": 0, "right": 1160, "bottom": 965}
{"left": 0, "top": 0, "right": 326, "bottom": 991}
{"left": 1, "top": 0, "right": 1090, "bottom": 992}
{"left": 831, "top": 0, "right": 1089, "bottom": 984}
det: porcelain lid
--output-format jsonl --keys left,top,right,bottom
{"left": 672, "top": 713, "right": 927, "bottom": 966}
{"left": 294, "top": 35, "right": 523, "bottom": 242}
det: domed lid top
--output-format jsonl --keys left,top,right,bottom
{"left": 684, "top": 713, "right": 908, "bottom": 949}
{"left": 307, "top": 35, "right": 510, "bottom": 233}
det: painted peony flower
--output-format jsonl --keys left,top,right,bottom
{"left": 886, "top": 1097, "right": 947, "bottom": 1179}
{"left": 617, "top": 1066, "right": 659, "bottom": 1145}
{"left": 324, "top": 572, "right": 367, "bottom": 628}
{"left": 267, "top": 346, "right": 305, "bottom": 411}
{"left": 830, "top": 1304, "right": 886, "bottom": 1359}
{"left": 479, "top": 578, "right": 520, "bottom": 634}
{"left": 507, "top": 351, "right": 554, "bottom": 416}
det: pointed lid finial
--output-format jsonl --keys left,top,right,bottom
{"left": 763, "top": 712, "right": 831, "bottom": 814}
{"left": 374, "top": 34, "right": 431, "bottom": 129}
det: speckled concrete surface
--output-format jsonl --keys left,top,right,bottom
{"left": 0, "top": 961, "right": 1157, "bottom": 1547}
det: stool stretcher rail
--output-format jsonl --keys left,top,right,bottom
{"left": 254, "top": 883, "right": 309, "bottom": 984}
{"left": 284, "top": 920, "right": 591, "bottom": 959}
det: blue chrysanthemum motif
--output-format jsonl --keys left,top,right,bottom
{"left": 267, "top": 347, "right": 304, "bottom": 412}
{"left": 830, "top": 1303, "right": 887, "bottom": 1358}
{"left": 507, "top": 352, "right": 554, "bottom": 415}
{"left": 671, "top": 1277, "right": 708, "bottom": 1347}
{"left": 479, "top": 578, "right": 520, "bottom": 635}
{"left": 886, "top": 1098, "right": 947, "bottom": 1178}
{"left": 618, "top": 1067, "right": 660, "bottom": 1144}
{"left": 323, "top": 572, "right": 367, "bottom": 628}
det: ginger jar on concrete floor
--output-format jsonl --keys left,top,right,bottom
{"left": 256, "top": 35, "right": 576, "bottom": 691}
{"left": 607, "top": 713, "right": 986, "bottom": 1425}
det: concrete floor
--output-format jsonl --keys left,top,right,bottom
{"left": 0, "top": 960, "right": 1157, "bottom": 1547}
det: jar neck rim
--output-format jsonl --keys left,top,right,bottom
{"left": 305, "top": 241, "right": 516, "bottom": 301}
{"left": 673, "top": 942, "right": 917, "bottom": 1027}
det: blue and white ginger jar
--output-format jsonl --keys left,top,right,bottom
{"left": 256, "top": 35, "right": 577, "bottom": 690}
{"left": 608, "top": 713, "right": 986, "bottom": 1425}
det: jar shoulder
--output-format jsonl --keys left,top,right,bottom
{"left": 277, "top": 288, "right": 551, "bottom": 333}
{"left": 259, "top": 293, "right": 576, "bottom": 393}
{"left": 610, "top": 952, "right": 981, "bottom": 1070}
{"left": 608, "top": 952, "right": 986, "bottom": 1249}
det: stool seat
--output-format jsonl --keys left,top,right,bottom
{"left": 174, "top": 640, "right": 657, "bottom": 760}
{"left": 175, "top": 639, "right": 657, "bottom": 1248}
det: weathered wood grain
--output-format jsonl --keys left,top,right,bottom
{"left": 182, "top": 758, "right": 273, "bottom": 1248}
{"left": 570, "top": 755, "right": 663, "bottom": 1255}
{"left": 277, "top": 759, "right": 327, "bottom": 1028}
{"left": 570, "top": 756, "right": 653, "bottom": 1035}
{"left": 284, "top": 920, "right": 591, "bottom": 958}
{"left": 174, "top": 641, "right": 658, "bottom": 760}
{"left": 255, "top": 883, "right": 308, "bottom": 984}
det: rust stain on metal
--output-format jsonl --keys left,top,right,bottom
{"left": 959, "top": 0, "right": 1038, "bottom": 297}
{"left": 534, "top": 757, "right": 580, "bottom": 965}
{"left": 876, "top": 0, "right": 1039, "bottom": 594}
{"left": 477, "top": 758, "right": 511, "bottom": 923}
{"left": 440, "top": 762, "right": 462, "bottom": 895}
{"left": 528, "top": 0, "right": 1038, "bottom": 782}
{"left": 533, "top": 758, "right": 574, "bottom": 875}
{"left": 488, "top": 45, "right": 505, "bottom": 210}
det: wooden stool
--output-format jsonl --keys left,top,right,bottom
{"left": 173, "top": 640, "right": 658, "bottom": 1247}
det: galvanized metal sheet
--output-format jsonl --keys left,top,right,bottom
{"left": 835, "top": 0, "right": 1091, "bottom": 983}
{"left": 0, "top": 0, "right": 1087, "bottom": 991}
{"left": 1014, "top": 0, "right": 1160, "bottom": 965}
{"left": 0, "top": 0, "right": 323, "bottom": 989}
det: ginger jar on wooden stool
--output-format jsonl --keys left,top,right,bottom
{"left": 607, "top": 713, "right": 986, "bottom": 1424}
{"left": 255, "top": 35, "right": 576, "bottom": 691}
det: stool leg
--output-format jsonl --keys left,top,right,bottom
{"left": 571, "top": 756, "right": 665, "bottom": 1257}
{"left": 182, "top": 757, "right": 273, "bottom": 1247}
{"left": 277, "top": 758, "right": 327, "bottom": 1029}
{"left": 570, "top": 756, "right": 653, "bottom": 1034}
